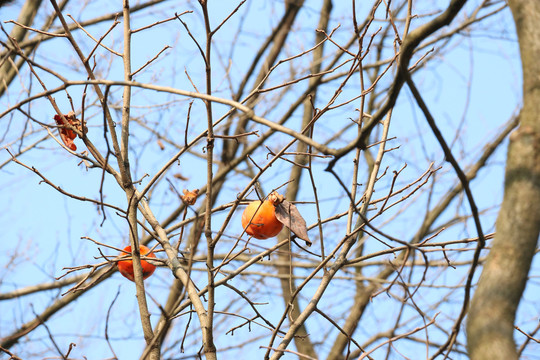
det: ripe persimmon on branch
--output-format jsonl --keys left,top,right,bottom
{"left": 0, "top": 1, "right": 536, "bottom": 360}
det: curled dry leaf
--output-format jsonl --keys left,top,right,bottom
{"left": 274, "top": 199, "right": 312, "bottom": 246}
{"left": 53, "top": 112, "right": 86, "bottom": 151}
{"left": 173, "top": 173, "right": 189, "bottom": 181}
{"left": 181, "top": 189, "right": 199, "bottom": 205}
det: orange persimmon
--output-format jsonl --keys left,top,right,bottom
{"left": 241, "top": 196, "right": 284, "bottom": 239}
{"left": 117, "top": 245, "right": 156, "bottom": 282}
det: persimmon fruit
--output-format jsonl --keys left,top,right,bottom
{"left": 118, "top": 245, "right": 156, "bottom": 282}
{"left": 241, "top": 196, "right": 284, "bottom": 239}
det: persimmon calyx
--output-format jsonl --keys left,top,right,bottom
{"left": 268, "top": 191, "right": 284, "bottom": 206}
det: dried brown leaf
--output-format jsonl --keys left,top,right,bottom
{"left": 173, "top": 173, "right": 189, "bottom": 181}
{"left": 181, "top": 189, "right": 199, "bottom": 205}
{"left": 275, "top": 200, "right": 312, "bottom": 246}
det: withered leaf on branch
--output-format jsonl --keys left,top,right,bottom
{"left": 53, "top": 112, "right": 85, "bottom": 151}
{"left": 173, "top": 173, "right": 189, "bottom": 181}
{"left": 275, "top": 200, "right": 312, "bottom": 246}
{"left": 181, "top": 189, "right": 199, "bottom": 205}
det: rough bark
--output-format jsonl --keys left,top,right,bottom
{"left": 466, "top": 1, "right": 540, "bottom": 359}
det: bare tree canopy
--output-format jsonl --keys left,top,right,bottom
{"left": 0, "top": 1, "right": 537, "bottom": 359}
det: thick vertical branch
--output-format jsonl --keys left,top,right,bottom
{"left": 466, "top": 1, "right": 540, "bottom": 359}
{"left": 121, "top": 1, "right": 133, "bottom": 182}
{"left": 199, "top": 1, "right": 218, "bottom": 358}
{"left": 121, "top": 2, "right": 158, "bottom": 359}
{"left": 136, "top": 199, "right": 216, "bottom": 360}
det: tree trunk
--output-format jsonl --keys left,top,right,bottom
{"left": 466, "top": 1, "right": 540, "bottom": 359}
